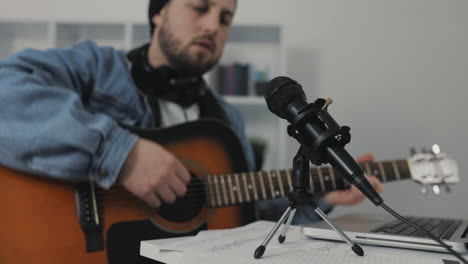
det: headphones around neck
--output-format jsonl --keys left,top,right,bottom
{"left": 127, "top": 43, "right": 208, "bottom": 107}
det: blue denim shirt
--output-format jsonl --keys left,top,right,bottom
{"left": 0, "top": 40, "right": 330, "bottom": 224}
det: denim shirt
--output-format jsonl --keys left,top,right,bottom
{"left": 0, "top": 40, "right": 330, "bottom": 224}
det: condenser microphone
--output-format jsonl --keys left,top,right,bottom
{"left": 264, "top": 76, "right": 383, "bottom": 206}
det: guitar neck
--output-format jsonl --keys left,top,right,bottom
{"left": 205, "top": 159, "right": 411, "bottom": 207}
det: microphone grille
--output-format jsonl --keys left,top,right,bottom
{"left": 264, "top": 76, "right": 306, "bottom": 119}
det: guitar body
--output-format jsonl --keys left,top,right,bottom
{"left": 1, "top": 119, "right": 460, "bottom": 264}
{"left": 0, "top": 120, "right": 255, "bottom": 264}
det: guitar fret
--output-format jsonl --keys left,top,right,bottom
{"left": 267, "top": 171, "right": 276, "bottom": 198}
{"left": 286, "top": 169, "right": 293, "bottom": 190}
{"left": 364, "top": 162, "right": 371, "bottom": 175}
{"left": 242, "top": 173, "right": 251, "bottom": 202}
{"left": 382, "top": 161, "right": 397, "bottom": 182}
{"left": 399, "top": 160, "right": 412, "bottom": 180}
{"left": 274, "top": 170, "right": 285, "bottom": 197}
{"left": 321, "top": 167, "right": 334, "bottom": 192}
{"left": 234, "top": 173, "right": 243, "bottom": 203}
{"left": 368, "top": 162, "right": 381, "bottom": 181}
{"left": 309, "top": 169, "right": 315, "bottom": 193}
{"left": 378, "top": 162, "right": 387, "bottom": 182}
{"left": 213, "top": 176, "right": 222, "bottom": 206}
{"left": 328, "top": 166, "right": 337, "bottom": 190}
{"left": 249, "top": 172, "right": 259, "bottom": 201}
{"left": 206, "top": 175, "right": 216, "bottom": 207}
{"left": 334, "top": 166, "right": 350, "bottom": 190}
{"left": 204, "top": 158, "right": 414, "bottom": 206}
{"left": 317, "top": 167, "right": 326, "bottom": 192}
{"left": 392, "top": 161, "right": 401, "bottom": 180}
{"left": 279, "top": 170, "right": 290, "bottom": 192}
{"left": 220, "top": 175, "right": 229, "bottom": 205}
{"left": 227, "top": 175, "right": 236, "bottom": 205}
{"left": 258, "top": 172, "right": 267, "bottom": 200}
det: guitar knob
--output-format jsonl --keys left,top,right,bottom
{"left": 420, "top": 185, "right": 428, "bottom": 195}
{"left": 432, "top": 185, "right": 441, "bottom": 195}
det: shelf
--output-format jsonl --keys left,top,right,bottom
{"left": 0, "top": 22, "right": 49, "bottom": 59}
{"left": 228, "top": 25, "right": 281, "bottom": 44}
{"left": 131, "top": 23, "right": 149, "bottom": 48}
{"left": 55, "top": 23, "right": 126, "bottom": 49}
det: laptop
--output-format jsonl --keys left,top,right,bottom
{"left": 301, "top": 213, "right": 468, "bottom": 253}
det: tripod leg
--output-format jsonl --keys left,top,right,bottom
{"left": 313, "top": 207, "right": 364, "bottom": 256}
{"left": 254, "top": 206, "right": 293, "bottom": 259}
{"left": 278, "top": 208, "right": 296, "bottom": 243}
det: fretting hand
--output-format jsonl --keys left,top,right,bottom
{"left": 324, "top": 153, "right": 384, "bottom": 206}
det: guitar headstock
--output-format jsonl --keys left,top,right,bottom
{"left": 408, "top": 144, "right": 459, "bottom": 195}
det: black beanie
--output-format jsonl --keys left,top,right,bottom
{"left": 148, "top": 0, "right": 169, "bottom": 35}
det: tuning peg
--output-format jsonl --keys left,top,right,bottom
{"left": 431, "top": 144, "right": 441, "bottom": 155}
{"left": 410, "top": 147, "right": 417, "bottom": 155}
{"left": 432, "top": 185, "right": 441, "bottom": 195}
{"left": 420, "top": 185, "right": 428, "bottom": 195}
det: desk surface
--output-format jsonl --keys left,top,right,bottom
{"left": 140, "top": 221, "right": 463, "bottom": 264}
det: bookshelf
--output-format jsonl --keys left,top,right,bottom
{"left": 0, "top": 20, "right": 288, "bottom": 170}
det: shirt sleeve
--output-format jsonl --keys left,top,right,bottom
{"left": 0, "top": 41, "right": 137, "bottom": 189}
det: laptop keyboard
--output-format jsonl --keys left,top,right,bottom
{"left": 371, "top": 216, "right": 462, "bottom": 239}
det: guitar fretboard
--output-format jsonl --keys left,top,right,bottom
{"left": 205, "top": 160, "right": 410, "bottom": 207}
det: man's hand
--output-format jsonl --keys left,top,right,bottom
{"left": 118, "top": 138, "right": 191, "bottom": 208}
{"left": 323, "top": 153, "right": 384, "bottom": 206}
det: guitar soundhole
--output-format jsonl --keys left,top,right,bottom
{"left": 158, "top": 173, "right": 205, "bottom": 222}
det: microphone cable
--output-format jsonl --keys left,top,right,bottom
{"left": 380, "top": 203, "right": 467, "bottom": 264}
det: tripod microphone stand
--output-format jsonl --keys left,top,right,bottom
{"left": 254, "top": 147, "right": 364, "bottom": 259}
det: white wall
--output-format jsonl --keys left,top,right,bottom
{"left": 1, "top": 0, "right": 467, "bottom": 219}
{"left": 280, "top": 0, "right": 468, "bottom": 219}
{"left": 0, "top": 0, "right": 147, "bottom": 22}
{"left": 239, "top": 0, "right": 468, "bottom": 220}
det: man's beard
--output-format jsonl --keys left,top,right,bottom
{"left": 158, "top": 21, "right": 219, "bottom": 77}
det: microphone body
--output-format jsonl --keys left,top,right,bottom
{"left": 265, "top": 77, "right": 383, "bottom": 206}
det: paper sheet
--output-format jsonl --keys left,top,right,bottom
{"left": 152, "top": 221, "right": 461, "bottom": 264}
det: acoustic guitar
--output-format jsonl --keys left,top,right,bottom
{"left": 0, "top": 120, "right": 459, "bottom": 264}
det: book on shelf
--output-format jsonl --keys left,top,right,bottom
{"left": 209, "top": 63, "right": 251, "bottom": 96}
{"left": 208, "top": 62, "right": 272, "bottom": 97}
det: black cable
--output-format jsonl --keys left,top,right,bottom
{"left": 380, "top": 202, "right": 468, "bottom": 264}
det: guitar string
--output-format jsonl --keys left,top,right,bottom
{"left": 97, "top": 165, "right": 404, "bottom": 208}
{"left": 98, "top": 168, "right": 405, "bottom": 207}
{"left": 98, "top": 176, "right": 342, "bottom": 206}
{"left": 100, "top": 160, "right": 408, "bottom": 198}
{"left": 97, "top": 161, "right": 408, "bottom": 208}
{"left": 98, "top": 162, "right": 408, "bottom": 203}
{"left": 99, "top": 173, "right": 347, "bottom": 197}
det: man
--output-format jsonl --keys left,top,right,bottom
{"left": 0, "top": 0, "right": 382, "bottom": 249}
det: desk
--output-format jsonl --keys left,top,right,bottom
{"left": 139, "top": 221, "right": 463, "bottom": 264}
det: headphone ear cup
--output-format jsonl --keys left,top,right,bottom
{"left": 128, "top": 44, "right": 173, "bottom": 95}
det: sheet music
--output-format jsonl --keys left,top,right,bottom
{"left": 157, "top": 221, "right": 458, "bottom": 264}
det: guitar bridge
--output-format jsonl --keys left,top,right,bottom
{"left": 75, "top": 182, "right": 104, "bottom": 252}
